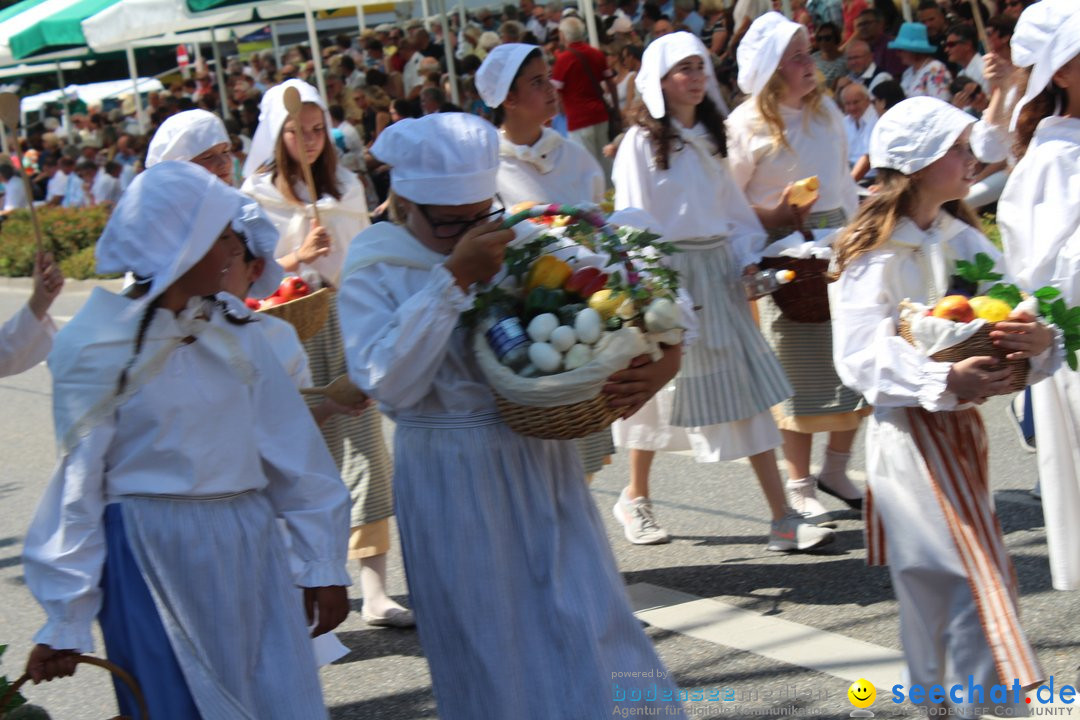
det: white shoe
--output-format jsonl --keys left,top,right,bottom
{"left": 767, "top": 512, "right": 835, "bottom": 552}
{"left": 613, "top": 489, "right": 671, "bottom": 545}
{"left": 786, "top": 476, "right": 832, "bottom": 523}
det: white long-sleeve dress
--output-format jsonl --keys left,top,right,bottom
{"left": 337, "top": 221, "right": 683, "bottom": 719}
{"left": 0, "top": 303, "right": 54, "bottom": 377}
{"left": 23, "top": 289, "right": 351, "bottom": 719}
{"left": 998, "top": 115, "right": 1080, "bottom": 592}
{"left": 831, "top": 213, "right": 1053, "bottom": 705}
{"left": 611, "top": 120, "right": 791, "bottom": 461}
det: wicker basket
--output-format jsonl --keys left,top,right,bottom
{"left": 898, "top": 317, "right": 1029, "bottom": 393}
{"left": 257, "top": 287, "right": 332, "bottom": 342}
{"left": 759, "top": 256, "right": 833, "bottom": 323}
{"left": 493, "top": 391, "right": 626, "bottom": 440}
{"left": 1, "top": 655, "right": 149, "bottom": 719}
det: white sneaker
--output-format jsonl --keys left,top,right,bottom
{"left": 613, "top": 489, "right": 671, "bottom": 545}
{"left": 786, "top": 476, "right": 832, "bottom": 524}
{"left": 767, "top": 512, "right": 835, "bottom": 552}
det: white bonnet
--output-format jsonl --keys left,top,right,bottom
{"left": 476, "top": 43, "right": 542, "bottom": 107}
{"left": 145, "top": 109, "right": 229, "bottom": 167}
{"left": 635, "top": 31, "right": 726, "bottom": 119}
{"left": 869, "top": 97, "right": 974, "bottom": 174}
{"left": 736, "top": 12, "right": 805, "bottom": 97}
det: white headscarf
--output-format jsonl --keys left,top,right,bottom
{"left": 736, "top": 11, "right": 805, "bottom": 97}
{"left": 242, "top": 79, "right": 329, "bottom": 179}
{"left": 370, "top": 113, "right": 499, "bottom": 204}
{"left": 96, "top": 162, "right": 247, "bottom": 312}
{"left": 1010, "top": 1, "right": 1080, "bottom": 130}
{"left": 234, "top": 201, "right": 285, "bottom": 299}
{"left": 145, "top": 109, "right": 229, "bottom": 167}
{"left": 476, "top": 43, "right": 541, "bottom": 108}
{"left": 869, "top": 97, "right": 975, "bottom": 174}
{"left": 635, "top": 31, "right": 727, "bottom": 119}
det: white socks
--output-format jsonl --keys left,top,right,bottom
{"left": 818, "top": 448, "right": 863, "bottom": 501}
{"left": 359, "top": 553, "right": 408, "bottom": 618}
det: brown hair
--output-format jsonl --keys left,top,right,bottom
{"left": 270, "top": 103, "right": 342, "bottom": 204}
{"left": 634, "top": 95, "right": 728, "bottom": 171}
{"left": 755, "top": 70, "right": 831, "bottom": 154}
{"left": 832, "top": 169, "right": 980, "bottom": 275}
{"left": 1013, "top": 73, "right": 1067, "bottom": 160}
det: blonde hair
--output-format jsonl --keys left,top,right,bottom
{"left": 755, "top": 70, "right": 830, "bottom": 153}
{"left": 832, "top": 169, "right": 980, "bottom": 275}
{"left": 271, "top": 102, "right": 342, "bottom": 205}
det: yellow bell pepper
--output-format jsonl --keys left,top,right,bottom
{"left": 525, "top": 255, "right": 573, "bottom": 293}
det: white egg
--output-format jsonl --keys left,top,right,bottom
{"left": 549, "top": 325, "right": 577, "bottom": 352}
{"left": 526, "top": 313, "right": 559, "bottom": 343}
{"left": 574, "top": 308, "right": 602, "bottom": 344}
{"left": 563, "top": 344, "right": 593, "bottom": 371}
{"left": 528, "top": 342, "right": 563, "bottom": 373}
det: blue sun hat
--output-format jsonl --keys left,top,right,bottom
{"left": 887, "top": 22, "right": 938, "bottom": 55}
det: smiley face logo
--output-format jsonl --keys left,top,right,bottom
{"left": 848, "top": 679, "right": 876, "bottom": 708}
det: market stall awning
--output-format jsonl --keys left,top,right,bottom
{"left": 0, "top": 0, "right": 93, "bottom": 65}
{"left": 81, "top": 0, "right": 255, "bottom": 52}
{"left": 8, "top": 0, "right": 118, "bottom": 59}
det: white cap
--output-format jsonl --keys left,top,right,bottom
{"left": 736, "top": 11, "right": 804, "bottom": 97}
{"left": 636, "top": 32, "right": 725, "bottom": 119}
{"left": 96, "top": 162, "right": 245, "bottom": 310}
{"left": 371, "top": 113, "right": 499, "bottom": 205}
{"left": 1010, "top": 1, "right": 1080, "bottom": 130}
{"left": 241, "top": 79, "right": 329, "bottom": 179}
{"left": 479, "top": 31, "right": 501, "bottom": 51}
{"left": 869, "top": 97, "right": 974, "bottom": 174}
{"left": 476, "top": 43, "right": 540, "bottom": 107}
{"left": 234, "top": 201, "right": 285, "bottom": 299}
{"left": 146, "top": 109, "right": 229, "bottom": 167}
{"left": 611, "top": 15, "right": 633, "bottom": 33}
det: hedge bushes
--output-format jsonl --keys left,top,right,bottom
{"left": 0, "top": 205, "right": 112, "bottom": 279}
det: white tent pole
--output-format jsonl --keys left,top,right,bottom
{"left": 421, "top": 0, "right": 431, "bottom": 31}
{"left": 901, "top": 0, "right": 912, "bottom": 22}
{"left": 0, "top": 121, "right": 9, "bottom": 158}
{"left": 55, "top": 61, "right": 70, "bottom": 137}
{"left": 457, "top": 1, "right": 466, "bottom": 30}
{"left": 439, "top": 0, "right": 458, "bottom": 105}
{"left": 194, "top": 37, "right": 203, "bottom": 63}
{"left": 303, "top": 0, "right": 328, "bottom": 102}
{"left": 271, "top": 21, "right": 281, "bottom": 63}
{"left": 781, "top": 0, "right": 792, "bottom": 18}
{"left": 580, "top": 0, "right": 599, "bottom": 48}
{"left": 210, "top": 26, "right": 231, "bottom": 120}
{"left": 356, "top": 4, "right": 366, "bottom": 32}
{"left": 125, "top": 44, "right": 147, "bottom": 135}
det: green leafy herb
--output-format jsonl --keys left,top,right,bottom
{"left": 954, "top": 252, "right": 1003, "bottom": 284}
{"left": 986, "top": 283, "right": 1023, "bottom": 309}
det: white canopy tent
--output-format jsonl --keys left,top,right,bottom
{"left": 20, "top": 76, "right": 163, "bottom": 113}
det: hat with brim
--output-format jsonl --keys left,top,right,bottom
{"left": 1010, "top": 5, "right": 1080, "bottom": 129}
{"left": 887, "top": 22, "right": 937, "bottom": 54}
{"left": 870, "top": 96, "right": 974, "bottom": 174}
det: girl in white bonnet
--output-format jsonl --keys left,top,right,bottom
{"left": 832, "top": 97, "right": 1057, "bottom": 714}
{"left": 338, "top": 112, "right": 685, "bottom": 719}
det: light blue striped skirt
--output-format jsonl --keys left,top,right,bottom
{"left": 392, "top": 412, "right": 684, "bottom": 719}
{"left": 115, "top": 491, "right": 328, "bottom": 720}
{"left": 670, "top": 240, "right": 793, "bottom": 427}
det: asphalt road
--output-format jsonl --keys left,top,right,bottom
{"left": 0, "top": 278, "right": 1076, "bottom": 720}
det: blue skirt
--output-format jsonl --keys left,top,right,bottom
{"left": 99, "top": 503, "right": 200, "bottom": 720}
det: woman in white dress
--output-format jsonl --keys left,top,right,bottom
{"left": 22, "top": 162, "right": 351, "bottom": 718}
{"left": 611, "top": 32, "right": 834, "bottom": 551}
{"left": 338, "top": 111, "right": 685, "bottom": 719}
{"left": 831, "top": 97, "right": 1055, "bottom": 714}
{"left": 242, "top": 80, "right": 411, "bottom": 627}
{"left": 726, "top": 12, "right": 865, "bottom": 523}
{"left": 997, "top": 0, "right": 1080, "bottom": 592}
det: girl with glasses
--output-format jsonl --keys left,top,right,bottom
{"left": 727, "top": 12, "right": 866, "bottom": 524}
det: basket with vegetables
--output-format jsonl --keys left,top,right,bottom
{"left": 469, "top": 203, "right": 683, "bottom": 440}
{"left": 897, "top": 252, "right": 1080, "bottom": 393}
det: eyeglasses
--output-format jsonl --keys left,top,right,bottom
{"left": 417, "top": 201, "right": 505, "bottom": 239}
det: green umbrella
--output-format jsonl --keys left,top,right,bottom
{"left": 10, "top": 0, "right": 119, "bottom": 60}
{"left": 0, "top": 0, "right": 54, "bottom": 26}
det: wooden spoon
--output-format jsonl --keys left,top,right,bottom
{"left": 0, "top": 92, "right": 44, "bottom": 256}
{"left": 301, "top": 374, "right": 369, "bottom": 406}
{"left": 282, "top": 85, "right": 322, "bottom": 227}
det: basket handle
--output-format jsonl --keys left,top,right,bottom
{"left": 1, "top": 655, "right": 150, "bottom": 720}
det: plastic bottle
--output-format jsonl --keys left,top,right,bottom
{"left": 743, "top": 269, "right": 796, "bottom": 299}
{"left": 480, "top": 304, "right": 531, "bottom": 372}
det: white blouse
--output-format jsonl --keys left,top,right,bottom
{"left": 612, "top": 121, "right": 767, "bottom": 269}
{"left": 242, "top": 166, "right": 370, "bottom": 288}
{"left": 999, "top": 116, "right": 1080, "bottom": 306}
{"left": 726, "top": 97, "right": 859, "bottom": 220}
{"left": 831, "top": 213, "right": 1058, "bottom": 412}
{"left": 496, "top": 128, "right": 605, "bottom": 208}
{"left": 0, "top": 304, "right": 54, "bottom": 378}
{"left": 23, "top": 291, "right": 350, "bottom": 652}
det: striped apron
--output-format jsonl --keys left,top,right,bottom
{"left": 758, "top": 208, "right": 865, "bottom": 426}
{"left": 669, "top": 236, "right": 792, "bottom": 428}
{"left": 105, "top": 491, "right": 327, "bottom": 720}
{"left": 865, "top": 406, "right": 1044, "bottom": 695}
{"left": 303, "top": 301, "right": 394, "bottom": 528}
{"left": 392, "top": 411, "right": 684, "bottom": 719}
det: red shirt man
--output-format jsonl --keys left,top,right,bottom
{"left": 551, "top": 40, "right": 614, "bottom": 132}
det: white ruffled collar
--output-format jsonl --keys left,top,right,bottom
{"left": 499, "top": 127, "right": 564, "bottom": 174}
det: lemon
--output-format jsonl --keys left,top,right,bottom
{"left": 588, "top": 289, "right": 626, "bottom": 320}
{"left": 969, "top": 296, "right": 1012, "bottom": 322}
